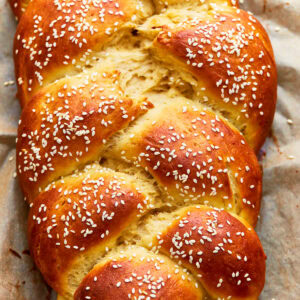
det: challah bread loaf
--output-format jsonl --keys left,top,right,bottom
{"left": 10, "top": 0, "right": 277, "bottom": 299}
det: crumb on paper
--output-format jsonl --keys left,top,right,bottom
{"left": 4, "top": 80, "right": 15, "bottom": 86}
{"left": 288, "top": 155, "right": 295, "bottom": 160}
{"left": 8, "top": 156, "right": 14, "bottom": 161}
{"left": 287, "top": 119, "right": 293, "bottom": 125}
{"left": 13, "top": 171, "right": 17, "bottom": 178}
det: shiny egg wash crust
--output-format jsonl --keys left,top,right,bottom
{"left": 10, "top": 0, "right": 276, "bottom": 299}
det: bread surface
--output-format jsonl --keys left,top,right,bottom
{"left": 10, "top": 0, "right": 277, "bottom": 299}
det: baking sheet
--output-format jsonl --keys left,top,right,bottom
{"left": 0, "top": 0, "right": 299, "bottom": 299}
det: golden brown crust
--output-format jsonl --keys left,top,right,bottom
{"left": 16, "top": 70, "right": 152, "bottom": 202}
{"left": 150, "top": 206, "right": 266, "bottom": 300}
{"left": 9, "top": 0, "right": 28, "bottom": 20}
{"left": 28, "top": 165, "right": 151, "bottom": 295}
{"left": 74, "top": 248, "right": 203, "bottom": 300}
{"left": 14, "top": 0, "right": 152, "bottom": 105}
{"left": 109, "top": 100, "right": 262, "bottom": 226}
{"left": 153, "top": 7, "right": 277, "bottom": 151}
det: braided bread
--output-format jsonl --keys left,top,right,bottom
{"left": 10, "top": 0, "right": 277, "bottom": 298}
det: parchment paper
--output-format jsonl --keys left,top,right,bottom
{"left": 0, "top": 0, "right": 299, "bottom": 299}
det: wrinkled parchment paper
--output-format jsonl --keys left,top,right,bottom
{"left": 0, "top": 0, "right": 299, "bottom": 299}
